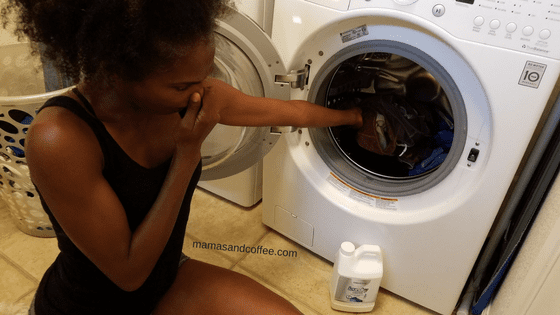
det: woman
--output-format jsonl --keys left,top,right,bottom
{"left": 2, "top": 1, "right": 362, "bottom": 314}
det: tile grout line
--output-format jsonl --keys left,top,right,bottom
{"left": 0, "top": 251, "right": 39, "bottom": 285}
{"left": 14, "top": 286, "right": 37, "bottom": 305}
{"left": 228, "top": 228, "right": 271, "bottom": 270}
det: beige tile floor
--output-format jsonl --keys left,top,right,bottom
{"left": 0, "top": 188, "right": 456, "bottom": 315}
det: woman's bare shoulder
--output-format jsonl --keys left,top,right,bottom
{"left": 26, "top": 101, "right": 104, "bottom": 175}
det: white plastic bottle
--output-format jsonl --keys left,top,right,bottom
{"left": 330, "top": 242, "right": 383, "bottom": 312}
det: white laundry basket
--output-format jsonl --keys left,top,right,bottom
{"left": 0, "top": 42, "right": 72, "bottom": 237}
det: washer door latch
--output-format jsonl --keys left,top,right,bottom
{"left": 467, "top": 148, "right": 480, "bottom": 163}
{"left": 275, "top": 65, "right": 310, "bottom": 90}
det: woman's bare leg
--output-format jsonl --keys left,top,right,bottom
{"left": 153, "top": 259, "right": 302, "bottom": 314}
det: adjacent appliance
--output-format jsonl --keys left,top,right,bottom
{"left": 198, "top": 1, "right": 285, "bottom": 207}
{"left": 260, "top": 1, "right": 560, "bottom": 314}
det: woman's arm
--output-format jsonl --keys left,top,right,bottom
{"left": 26, "top": 93, "right": 216, "bottom": 292}
{"left": 204, "top": 78, "right": 363, "bottom": 128}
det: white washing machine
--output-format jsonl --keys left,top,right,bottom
{"left": 261, "top": 0, "right": 560, "bottom": 314}
{"left": 197, "top": 1, "right": 281, "bottom": 207}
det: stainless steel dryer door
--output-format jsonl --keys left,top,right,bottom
{"left": 200, "top": 9, "right": 288, "bottom": 181}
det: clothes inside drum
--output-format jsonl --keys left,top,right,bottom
{"left": 327, "top": 53, "right": 454, "bottom": 180}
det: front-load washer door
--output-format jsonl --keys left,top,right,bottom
{"left": 300, "top": 24, "right": 490, "bottom": 198}
{"left": 200, "top": 9, "right": 288, "bottom": 181}
{"left": 310, "top": 42, "right": 468, "bottom": 196}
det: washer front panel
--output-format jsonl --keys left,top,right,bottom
{"left": 307, "top": 0, "right": 560, "bottom": 60}
{"left": 265, "top": 1, "right": 560, "bottom": 314}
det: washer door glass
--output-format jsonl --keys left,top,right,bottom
{"left": 327, "top": 53, "right": 453, "bottom": 179}
{"left": 200, "top": 33, "right": 265, "bottom": 174}
{"left": 309, "top": 40, "right": 468, "bottom": 196}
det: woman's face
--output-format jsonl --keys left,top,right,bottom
{"left": 119, "top": 39, "right": 216, "bottom": 115}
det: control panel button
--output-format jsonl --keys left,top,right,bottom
{"left": 522, "top": 26, "right": 534, "bottom": 36}
{"left": 490, "top": 19, "right": 501, "bottom": 29}
{"left": 506, "top": 23, "right": 517, "bottom": 33}
{"left": 539, "top": 29, "right": 551, "bottom": 40}
{"left": 473, "top": 16, "right": 485, "bottom": 26}
{"left": 432, "top": 4, "right": 445, "bottom": 17}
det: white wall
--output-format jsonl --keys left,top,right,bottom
{"left": 0, "top": 24, "right": 22, "bottom": 46}
{"left": 0, "top": 0, "right": 27, "bottom": 46}
{"left": 233, "top": 0, "right": 273, "bottom": 35}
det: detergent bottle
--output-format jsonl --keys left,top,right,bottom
{"left": 330, "top": 242, "right": 383, "bottom": 312}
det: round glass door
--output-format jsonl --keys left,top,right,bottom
{"left": 200, "top": 33, "right": 264, "bottom": 173}
{"left": 309, "top": 40, "right": 468, "bottom": 196}
{"left": 326, "top": 53, "right": 454, "bottom": 179}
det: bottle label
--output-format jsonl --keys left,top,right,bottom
{"left": 335, "top": 277, "right": 377, "bottom": 303}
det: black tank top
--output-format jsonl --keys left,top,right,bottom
{"left": 33, "top": 89, "right": 201, "bottom": 314}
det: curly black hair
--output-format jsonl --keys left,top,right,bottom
{"left": 1, "top": 0, "right": 234, "bottom": 82}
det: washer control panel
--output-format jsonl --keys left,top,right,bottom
{"left": 336, "top": 0, "right": 560, "bottom": 60}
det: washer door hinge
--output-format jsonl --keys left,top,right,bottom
{"left": 275, "top": 65, "right": 310, "bottom": 90}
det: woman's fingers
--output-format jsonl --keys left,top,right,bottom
{"left": 180, "top": 92, "right": 202, "bottom": 130}
{"left": 174, "top": 90, "right": 219, "bottom": 151}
